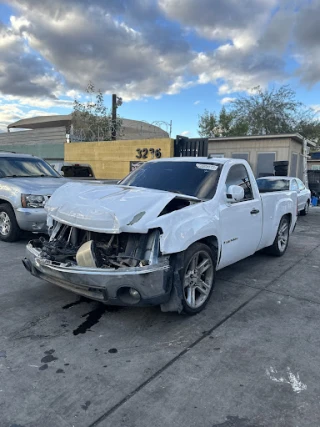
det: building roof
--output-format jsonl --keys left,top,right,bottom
{"left": 7, "top": 115, "right": 169, "bottom": 138}
{"left": 209, "top": 133, "right": 316, "bottom": 147}
{"left": 8, "top": 115, "right": 72, "bottom": 130}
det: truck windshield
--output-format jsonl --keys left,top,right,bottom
{"left": 120, "top": 161, "right": 222, "bottom": 200}
{"left": 0, "top": 157, "right": 61, "bottom": 178}
{"left": 257, "top": 179, "right": 290, "bottom": 192}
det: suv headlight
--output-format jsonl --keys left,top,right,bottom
{"left": 21, "top": 194, "right": 46, "bottom": 208}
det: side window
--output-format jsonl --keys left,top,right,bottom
{"left": 226, "top": 164, "right": 253, "bottom": 201}
{"left": 291, "top": 179, "right": 299, "bottom": 191}
{"left": 297, "top": 179, "right": 305, "bottom": 191}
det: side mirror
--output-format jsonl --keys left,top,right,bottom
{"left": 227, "top": 185, "right": 244, "bottom": 203}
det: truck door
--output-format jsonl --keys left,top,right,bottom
{"left": 218, "top": 164, "right": 263, "bottom": 269}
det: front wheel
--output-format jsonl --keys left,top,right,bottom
{"left": 179, "top": 243, "right": 216, "bottom": 315}
{"left": 0, "top": 204, "right": 21, "bottom": 242}
{"left": 267, "top": 216, "right": 290, "bottom": 257}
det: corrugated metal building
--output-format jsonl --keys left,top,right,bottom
{"left": 0, "top": 114, "right": 169, "bottom": 161}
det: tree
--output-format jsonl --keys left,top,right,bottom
{"left": 198, "top": 106, "right": 248, "bottom": 137}
{"left": 198, "top": 85, "right": 320, "bottom": 146}
{"left": 72, "top": 82, "right": 122, "bottom": 141}
{"left": 198, "top": 109, "right": 218, "bottom": 138}
{"left": 231, "top": 85, "right": 303, "bottom": 135}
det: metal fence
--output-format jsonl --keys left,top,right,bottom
{"left": 69, "top": 119, "right": 171, "bottom": 142}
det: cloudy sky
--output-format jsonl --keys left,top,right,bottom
{"left": 0, "top": 0, "right": 319, "bottom": 136}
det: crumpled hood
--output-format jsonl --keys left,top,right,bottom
{"left": 45, "top": 181, "right": 197, "bottom": 233}
{"left": 1, "top": 177, "right": 68, "bottom": 194}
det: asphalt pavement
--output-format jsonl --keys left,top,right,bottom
{"left": 0, "top": 208, "right": 319, "bottom": 427}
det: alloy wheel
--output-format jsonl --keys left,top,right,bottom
{"left": 0, "top": 211, "right": 11, "bottom": 236}
{"left": 277, "top": 220, "right": 289, "bottom": 252}
{"left": 183, "top": 250, "right": 214, "bottom": 309}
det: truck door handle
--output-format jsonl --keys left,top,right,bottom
{"left": 250, "top": 208, "right": 260, "bottom": 215}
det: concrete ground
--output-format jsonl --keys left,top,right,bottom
{"left": 0, "top": 209, "right": 319, "bottom": 427}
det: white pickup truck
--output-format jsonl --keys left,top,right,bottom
{"left": 23, "top": 157, "right": 297, "bottom": 314}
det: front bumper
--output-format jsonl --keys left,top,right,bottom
{"left": 24, "top": 242, "right": 172, "bottom": 306}
{"left": 15, "top": 208, "right": 48, "bottom": 233}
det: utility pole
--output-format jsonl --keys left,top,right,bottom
{"left": 111, "top": 94, "right": 117, "bottom": 141}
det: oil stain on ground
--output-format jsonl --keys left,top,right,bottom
{"left": 73, "top": 304, "right": 108, "bottom": 336}
{"left": 81, "top": 400, "right": 91, "bottom": 411}
{"left": 39, "top": 364, "right": 48, "bottom": 371}
{"left": 41, "top": 349, "right": 58, "bottom": 363}
{"left": 62, "top": 296, "right": 91, "bottom": 310}
{"left": 70, "top": 301, "right": 121, "bottom": 335}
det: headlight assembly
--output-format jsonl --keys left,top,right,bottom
{"left": 21, "top": 194, "right": 46, "bottom": 208}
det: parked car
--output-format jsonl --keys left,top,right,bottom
{"left": 24, "top": 157, "right": 297, "bottom": 314}
{"left": 49, "top": 162, "right": 95, "bottom": 179}
{"left": 0, "top": 152, "right": 68, "bottom": 242}
{"left": 256, "top": 176, "right": 311, "bottom": 215}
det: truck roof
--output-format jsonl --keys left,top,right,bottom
{"left": 0, "top": 152, "right": 36, "bottom": 158}
{"left": 149, "top": 156, "right": 229, "bottom": 164}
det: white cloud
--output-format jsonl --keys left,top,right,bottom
{"left": 160, "top": 0, "right": 277, "bottom": 49}
{"left": 180, "top": 130, "right": 189, "bottom": 136}
{"left": 221, "top": 97, "right": 236, "bottom": 104}
{"left": 0, "top": 102, "right": 60, "bottom": 132}
{"left": 194, "top": 100, "right": 200, "bottom": 105}
{"left": 310, "top": 105, "right": 320, "bottom": 116}
{"left": 0, "top": 0, "right": 318, "bottom": 124}
{"left": 0, "top": 94, "right": 73, "bottom": 109}
{"left": 191, "top": 45, "right": 286, "bottom": 95}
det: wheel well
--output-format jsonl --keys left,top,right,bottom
{"left": 197, "top": 236, "right": 219, "bottom": 259}
{"left": 283, "top": 213, "right": 292, "bottom": 227}
{"left": 0, "top": 198, "right": 11, "bottom": 207}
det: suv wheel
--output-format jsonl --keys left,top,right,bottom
{"left": 0, "top": 204, "right": 21, "bottom": 242}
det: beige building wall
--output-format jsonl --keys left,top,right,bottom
{"left": 288, "top": 140, "right": 304, "bottom": 178}
{"left": 65, "top": 138, "right": 174, "bottom": 179}
{"left": 208, "top": 137, "right": 293, "bottom": 176}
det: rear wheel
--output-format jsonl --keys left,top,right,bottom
{"left": 267, "top": 216, "right": 290, "bottom": 257}
{"left": 300, "top": 201, "right": 309, "bottom": 216}
{"left": 179, "top": 243, "right": 216, "bottom": 315}
{"left": 0, "top": 204, "right": 21, "bottom": 242}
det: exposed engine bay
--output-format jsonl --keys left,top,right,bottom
{"left": 30, "top": 222, "right": 162, "bottom": 270}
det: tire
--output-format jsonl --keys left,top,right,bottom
{"left": 0, "top": 203, "right": 21, "bottom": 242}
{"left": 300, "top": 201, "right": 309, "bottom": 216}
{"left": 267, "top": 216, "right": 290, "bottom": 257}
{"left": 178, "top": 242, "right": 216, "bottom": 315}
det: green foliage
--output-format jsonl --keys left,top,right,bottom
{"left": 198, "top": 85, "right": 320, "bottom": 146}
{"left": 231, "top": 85, "right": 302, "bottom": 135}
{"left": 72, "top": 82, "right": 122, "bottom": 141}
{"left": 198, "top": 106, "right": 248, "bottom": 137}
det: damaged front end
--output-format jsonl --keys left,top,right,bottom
{"left": 23, "top": 222, "right": 172, "bottom": 306}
